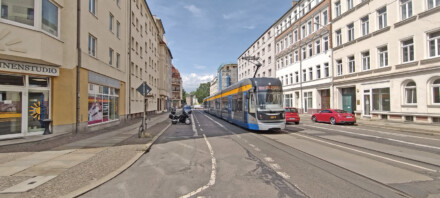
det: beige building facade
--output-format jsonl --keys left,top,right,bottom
{"left": 209, "top": 76, "right": 218, "bottom": 96}
{"left": 331, "top": 0, "right": 440, "bottom": 123}
{"left": 0, "top": 0, "right": 172, "bottom": 139}
{"left": 171, "top": 66, "right": 182, "bottom": 108}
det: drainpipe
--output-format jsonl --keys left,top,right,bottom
{"left": 75, "top": 0, "right": 81, "bottom": 134}
{"left": 128, "top": 0, "right": 132, "bottom": 118}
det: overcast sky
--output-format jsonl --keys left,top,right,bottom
{"left": 147, "top": 0, "right": 291, "bottom": 92}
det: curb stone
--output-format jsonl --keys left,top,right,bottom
{"left": 63, "top": 122, "right": 171, "bottom": 198}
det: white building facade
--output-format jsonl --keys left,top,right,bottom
{"left": 331, "top": 0, "right": 440, "bottom": 123}
{"left": 238, "top": 27, "right": 276, "bottom": 80}
{"left": 275, "top": 0, "right": 333, "bottom": 114}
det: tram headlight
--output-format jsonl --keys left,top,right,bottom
{"left": 259, "top": 114, "right": 263, "bottom": 119}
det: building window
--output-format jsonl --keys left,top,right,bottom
{"left": 347, "top": 0, "right": 353, "bottom": 10}
{"left": 295, "top": 72, "right": 299, "bottom": 83}
{"left": 302, "top": 47, "right": 307, "bottom": 59}
{"left": 347, "top": 23, "right": 354, "bottom": 42}
{"left": 109, "top": 13, "right": 114, "bottom": 32}
{"left": 336, "top": 29, "right": 342, "bottom": 46}
{"left": 268, "top": 69, "right": 272, "bottom": 76}
{"left": 309, "top": 68, "right": 313, "bottom": 81}
{"left": 116, "top": 53, "right": 120, "bottom": 68}
{"left": 290, "top": 74, "right": 293, "bottom": 84}
{"left": 294, "top": 50, "right": 299, "bottom": 62}
{"left": 88, "top": 84, "right": 119, "bottom": 125}
{"left": 294, "top": 30, "right": 298, "bottom": 42}
{"left": 400, "top": 0, "right": 413, "bottom": 20}
{"left": 308, "top": 44, "right": 313, "bottom": 57}
{"left": 304, "top": 92, "right": 313, "bottom": 112}
{"left": 433, "top": 79, "right": 440, "bottom": 104}
{"left": 405, "top": 81, "right": 417, "bottom": 104}
{"left": 307, "top": 20, "right": 312, "bottom": 34}
{"left": 373, "top": 88, "right": 390, "bottom": 111}
{"left": 348, "top": 56, "right": 355, "bottom": 73}
{"left": 402, "top": 38, "right": 414, "bottom": 63}
{"left": 324, "top": 63, "right": 329, "bottom": 77}
{"left": 335, "top": 1, "right": 341, "bottom": 17}
{"left": 88, "top": 34, "right": 97, "bottom": 57}
{"left": 303, "top": 69, "right": 307, "bottom": 81}
{"left": 377, "top": 7, "right": 387, "bottom": 30}
{"left": 116, "top": 21, "right": 120, "bottom": 38}
{"left": 361, "top": 16, "right": 369, "bottom": 36}
{"left": 314, "top": 15, "right": 320, "bottom": 31}
{"left": 378, "top": 46, "right": 388, "bottom": 67}
{"left": 323, "top": 36, "right": 329, "bottom": 51}
{"left": 89, "top": 0, "right": 96, "bottom": 15}
{"left": 337, "top": 60, "right": 343, "bottom": 76}
{"left": 109, "top": 48, "right": 113, "bottom": 65}
{"left": 316, "top": 65, "right": 321, "bottom": 79}
{"left": 322, "top": 10, "right": 328, "bottom": 25}
{"left": 289, "top": 53, "right": 293, "bottom": 64}
{"left": 315, "top": 40, "right": 321, "bottom": 54}
{"left": 1, "top": 0, "right": 34, "bottom": 26}
{"left": 362, "top": 51, "right": 370, "bottom": 71}
{"left": 301, "top": 25, "right": 306, "bottom": 38}
{"left": 42, "top": 0, "right": 58, "bottom": 36}
{"left": 428, "top": 31, "right": 440, "bottom": 58}
{"left": 428, "top": 0, "right": 440, "bottom": 9}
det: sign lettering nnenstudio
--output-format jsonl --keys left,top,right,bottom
{"left": 0, "top": 60, "right": 59, "bottom": 76}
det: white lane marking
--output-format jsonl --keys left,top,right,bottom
{"left": 276, "top": 172, "right": 291, "bottom": 179}
{"left": 306, "top": 125, "right": 440, "bottom": 151}
{"left": 333, "top": 124, "right": 440, "bottom": 141}
{"left": 254, "top": 148, "right": 261, "bottom": 152}
{"left": 191, "top": 114, "right": 198, "bottom": 137}
{"left": 270, "top": 163, "right": 281, "bottom": 170}
{"left": 237, "top": 135, "right": 242, "bottom": 139}
{"left": 249, "top": 144, "right": 256, "bottom": 148}
{"left": 200, "top": 128, "right": 204, "bottom": 132}
{"left": 293, "top": 133, "right": 437, "bottom": 172}
{"left": 264, "top": 157, "right": 274, "bottom": 162}
{"left": 180, "top": 134, "right": 217, "bottom": 198}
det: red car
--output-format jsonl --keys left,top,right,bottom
{"left": 311, "top": 109, "right": 356, "bottom": 125}
{"left": 285, "top": 107, "right": 300, "bottom": 125}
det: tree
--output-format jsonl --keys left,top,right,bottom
{"left": 181, "top": 89, "right": 187, "bottom": 105}
{"left": 194, "top": 82, "right": 210, "bottom": 104}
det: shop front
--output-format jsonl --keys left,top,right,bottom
{"left": 0, "top": 59, "right": 59, "bottom": 139}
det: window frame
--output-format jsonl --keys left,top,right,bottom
{"left": 348, "top": 56, "right": 355, "bottom": 73}
{"left": 361, "top": 16, "right": 369, "bottom": 36}
{"left": 401, "top": 38, "right": 415, "bottom": 63}
{"left": 428, "top": 31, "right": 440, "bottom": 58}
{"left": 362, "top": 51, "right": 370, "bottom": 71}
{"left": 377, "top": 7, "right": 387, "bottom": 30}
{"left": 404, "top": 81, "right": 417, "bottom": 104}
{"left": 400, "top": 0, "right": 413, "bottom": 20}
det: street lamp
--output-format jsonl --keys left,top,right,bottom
{"left": 241, "top": 56, "right": 262, "bottom": 78}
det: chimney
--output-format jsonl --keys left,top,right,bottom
{"left": 292, "top": 0, "right": 298, "bottom": 7}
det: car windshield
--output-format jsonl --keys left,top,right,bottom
{"left": 257, "top": 91, "right": 283, "bottom": 111}
{"left": 334, "top": 110, "right": 348, "bottom": 113}
{"left": 285, "top": 108, "right": 298, "bottom": 113}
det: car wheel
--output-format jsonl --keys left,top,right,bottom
{"left": 330, "top": 117, "right": 336, "bottom": 125}
{"left": 312, "top": 116, "right": 317, "bottom": 122}
{"left": 295, "top": 122, "right": 299, "bottom": 125}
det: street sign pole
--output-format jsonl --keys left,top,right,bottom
{"left": 136, "top": 82, "right": 152, "bottom": 135}
{"left": 143, "top": 83, "right": 146, "bottom": 132}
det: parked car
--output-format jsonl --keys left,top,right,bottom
{"left": 311, "top": 109, "right": 356, "bottom": 125}
{"left": 285, "top": 107, "right": 300, "bottom": 125}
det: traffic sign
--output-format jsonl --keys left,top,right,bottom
{"left": 137, "top": 82, "right": 152, "bottom": 96}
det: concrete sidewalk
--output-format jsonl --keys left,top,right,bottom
{"left": 299, "top": 114, "right": 440, "bottom": 136}
{"left": 0, "top": 113, "right": 171, "bottom": 197}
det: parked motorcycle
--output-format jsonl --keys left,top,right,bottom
{"left": 169, "top": 108, "right": 191, "bottom": 125}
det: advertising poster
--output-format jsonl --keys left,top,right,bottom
{"left": 88, "top": 95, "right": 103, "bottom": 125}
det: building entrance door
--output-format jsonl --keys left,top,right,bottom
{"left": 363, "top": 90, "right": 371, "bottom": 116}
{"left": 320, "top": 89, "right": 330, "bottom": 109}
{"left": 28, "top": 91, "right": 50, "bottom": 132}
{"left": 342, "top": 87, "right": 356, "bottom": 114}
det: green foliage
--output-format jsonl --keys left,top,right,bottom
{"left": 181, "top": 89, "right": 187, "bottom": 104}
{"left": 194, "top": 82, "right": 211, "bottom": 104}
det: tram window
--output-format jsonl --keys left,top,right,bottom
{"left": 249, "top": 93, "right": 256, "bottom": 113}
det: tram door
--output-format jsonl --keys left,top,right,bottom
{"left": 244, "top": 92, "right": 248, "bottom": 124}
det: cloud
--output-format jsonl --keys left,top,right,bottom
{"left": 194, "top": 65, "right": 207, "bottom": 69}
{"left": 182, "top": 73, "right": 214, "bottom": 92}
{"left": 222, "top": 10, "right": 246, "bottom": 20}
{"left": 184, "top": 5, "right": 203, "bottom": 17}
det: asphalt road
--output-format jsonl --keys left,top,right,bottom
{"left": 82, "top": 110, "right": 440, "bottom": 198}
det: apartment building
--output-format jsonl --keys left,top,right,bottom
{"left": 217, "top": 63, "right": 238, "bottom": 92}
{"left": 171, "top": 66, "right": 182, "bottom": 108}
{"left": 155, "top": 16, "right": 172, "bottom": 113}
{"left": 275, "top": 0, "right": 332, "bottom": 114}
{"left": 331, "top": 0, "right": 440, "bottom": 123}
{"left": 0, "top": 0, "right": 172, "bottom": 139}
{"left": 210, "top": 76, "right": 218, "bottom": 96}
{"left": 238, "top": 27, "right": 276, "bottom": 80}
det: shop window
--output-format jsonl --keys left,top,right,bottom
{"left": 88, "top": 84, "right": 119, "bottom": 125}
{"left": 372, "top": 88, "right": 390, "bottom": 111}
{"left": 0, "top": 74, "right": 24, "bottom": 86}
{"left": 0, "top": 91, "right": 22, "bottom": 135}
{"left": 28, "top": 90, "right": 49, "bottom": 132}
{"left": 433, "top": 117, "right": 440, "bottom": 124}
{"left": 405, "top": 116, "right": 414, "bottom": 122}
{"left": 29, "top": 77, "right": 48, "bottom": 87}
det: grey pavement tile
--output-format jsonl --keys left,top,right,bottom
{"left": 0, "top": 176, "right": 56, "bottom": 193}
